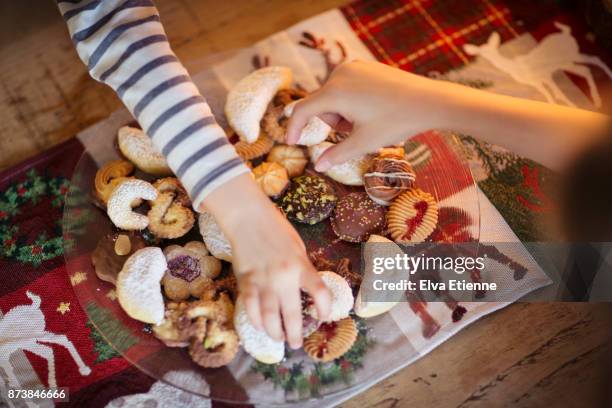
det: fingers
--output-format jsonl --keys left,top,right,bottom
{"left": 240, "top": 273, "right": 263, "bottom": 330}
{"left": 280, "top": 285, "right": 303, "bottom": 349}
{"left": 260, "top": 290, "right": 284, "bottom": 341}
{"left": 315, "top": 129, "right": 377, "bottom": 172}
{"left": 301, "top": 267, "right": 332, "bottom": 321}
{"left": 286, "top": 90, "right": 336, "bottom": 144}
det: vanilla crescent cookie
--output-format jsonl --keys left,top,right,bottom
{"left": 309, "top": 142, "right": 368, "bottom": 186}
{"left": 116, "top": 247, "right": 167, "bottom": 324}
{"left": 234, "top": 295, "right": 285, "bottom": 364}
{"left": 107, "top": 179, "right": 158, "bottom": 230}
{"left": 225, "top": 66, "right": 292, "bottom": 143}
{"left": 283, "top": 101, "right": 331, "bottom": 146}
{"left": 387, "top": 188, "right": 438, "bottom": 243}
{"left": 309, "top": 271, "right": 354, "bottom": 322}
{"left": 198, "top": 212, "right": 232, "bottom": 262}
{"left": 117, "top": 126, "right": 172, "bottom": 176}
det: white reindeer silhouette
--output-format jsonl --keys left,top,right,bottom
{"left": 463, "top": 22, "right": 612, "bottom": 108}
{"left": 0, "top": 291, "right": 91, "bottom": 390}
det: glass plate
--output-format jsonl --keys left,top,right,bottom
{"left": 62, "top": 123, "right": 479, "bottom": 404}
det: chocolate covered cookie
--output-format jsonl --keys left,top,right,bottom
{"left": 280, "top": 175, "right": 337, "bottom": 224}
{"left": 331, "top": 192, "right": 386, "bottom": 242}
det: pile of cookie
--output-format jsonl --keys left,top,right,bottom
{"left": 90, "top": 66, "right": 439, "bottom": 369}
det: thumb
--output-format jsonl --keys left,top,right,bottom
{"left": 315, "top": 129, "right": 378, "bottom": 172}
{"left": 286, "top": 90, "right": 336, "bottom": 144}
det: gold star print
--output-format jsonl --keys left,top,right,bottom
{"left": 70, "top": 271, "right": 87, "bottom": 286}
{"left": 57, "top": 302, "right": 71, "bottom": 315}
{"left": 106, "top": 289, "right": 117, "bottom": 301}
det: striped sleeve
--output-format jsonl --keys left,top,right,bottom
{"left": 57, "top": 0, "right": 250, "bottom": 210}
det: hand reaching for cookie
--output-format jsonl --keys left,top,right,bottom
{"left": 201, "top": 173, "right": 332, "bottom": 349}
{"left": 287, "top": 60, "right": 610, "bottom": 172}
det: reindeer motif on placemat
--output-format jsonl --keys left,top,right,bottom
{"left": 464, "top": 22, "right": 612, "bottom": 108}
{"left": 0, "top": 292, "right": 91, "bottom": 390}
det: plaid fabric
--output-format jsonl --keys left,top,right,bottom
{"left": 1, "top": 0, "right": 610, "bottom": 407}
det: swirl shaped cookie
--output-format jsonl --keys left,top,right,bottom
{"left": 94, "top": 160, "right": 135, "bottom": 204}
{"left": 364, "top": 150, "right": 416, "bottom": 206}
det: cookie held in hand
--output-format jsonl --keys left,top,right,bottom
{"left": 309, "top": 142, "right": 369, "bottom": 186}
{"left": 280, "top": 175, "right": 337, "bottom": 225}
{"left": 331, "top": 192, "right": 386, "bottom": 243}
{"left": 262, "top": 88, "right": 308, "bottom": 143}
{"left": 387, "top": 188, "right": 438, "bottom": 243}
{"left": 117, "top": 126, "right": 172, "bottom": 176}
{"left": 162, "top": 241, "right": 222, "bottom": 301}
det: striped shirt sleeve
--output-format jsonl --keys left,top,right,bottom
{"left": 57, "top": 0, "right": 250, "bottom": 210}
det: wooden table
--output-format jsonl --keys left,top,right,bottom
{"left": 1, "top": 1, "right": 610, "bottom": 406}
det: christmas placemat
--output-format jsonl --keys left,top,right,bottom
{"left": 1, "top": 1, "right": 611, "bottom": 407}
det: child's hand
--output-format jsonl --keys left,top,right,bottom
{"left": 201, "top": 173, "right": 331, "bottom": 349}
{"left": 287, "top": 60, "right": 455, "bottom": 171}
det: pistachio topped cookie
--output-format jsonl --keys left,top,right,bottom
{"left": 280, "top": 175, "right": 337, "bottom": 224}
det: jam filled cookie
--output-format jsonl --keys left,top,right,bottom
{"left": 91, "top": 232, "right": 147, "bottom": 285}
{"left": 225, "top": 66, "right": 292, "bottom": 143}
{"left": 107, "top": 179, "right": 158, "bottom": 230}
{"left": 252, "top": 162, "right": 290, "bottom": 198}
{"left": 364, "top": 148, "right": 416, "bottom": 206}
{"left": 94, "top": 160, "right": 135, "bottom": 205}
{"left": 387, "top": 188, "right": 438, "bottom": 243}
{"left": 261, "top": 88, "right": 308, "bottom": 142}
{"left": 266, "top": 144, "right": 308, "bottom": 177}
{"left": 280, "top": 175, "right": 337, "bottom": 225}
{"left": 148, "top": 178, "right": 195, "bottom": 239}
{"left": 162, "top": 241, "right": 222, "bottom": 301}
{"left": 303, "top": 317, "right": 358, "bottom": 362}
{"left": 309, "top": 142, "right": 369, "bottom": 186}
{"left": 117, "top": 126, "right": 172, "bottom": 176}
{"left": 331, "top": 192, "right": 386, "bottom": 243}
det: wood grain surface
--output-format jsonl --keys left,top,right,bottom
{"left": 0, "top": 1, "right": 610, "bottom": 407}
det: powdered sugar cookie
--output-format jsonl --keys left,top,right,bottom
{"left": 310, "top": 271, "right": 353, "bottom": 322}
{"left": 117, "top": 126, "right": 172, "bottom": 176}
{"left": 225, "top": 66, "right": 292, "bottom": 143}
{"left": 198, "top": 212, "right": 232, "bottom": 262}
{"left": 234, "top": 295, "right": 285, "bottom": 364}
{"left": 116, "top": 247, "right": 167, "bottom": 324}
{"left": 283, "top": 101, "right": 331, "bottom": 146}
{"left": 309, "top": 142, "right": 368, "bottom": 186}
{"left": 107, "top": 179, "right": 158, "bottom": 230}
{"left": 387, "top": 189, "right": 438, "bottom": 243}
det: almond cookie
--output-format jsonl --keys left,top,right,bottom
{"left": 94, "top": 160, "right": 135, "bottom": 205}
{"left": 252, "top": 162, "right": 289, "bottom": 198}
{"left": 225, "top": 66, "right": 292, "bottom": 143}
{"left": 331, "top": 192, "right": 386, "bottom": 243}
{"left": 261, "top": 88, "right": 308, "bottom": 143}
{"left": 91, "top": 232, "right": 146, "bottom": 285}
{"left": 162, "top": 241, "right": 222, "bottom": 301}
{"left": 309, "top": 142, "right": 369, "bottom": 186}
{"left": 267, "top": 145, "right": 308, "bottom": 177}
{"left": 233, "top": 131, "right": 274, "bottom": 160}
{"left": 117, "top": 126, "right": 172, "bottom": 176}
{"left": 304, "top": 317, "right": 357, "bottom": 362}
{"left": 387, "top": 189, "right": 438, "bottom": 243}
{"left": 107, "top": 179, "right": 158, "bottom": 230}
{"left": 364, "top": 149, "right": 416, "bottom": 206}
{"left": 116, "top": 247, "right": 167, "bottom": 324}
{"left": 148, "top": 178, "right": 195, "bottom": 239}
{"left": 280, "top": 175, "right": 337, "bottom": 225}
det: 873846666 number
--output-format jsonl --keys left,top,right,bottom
{"left": 3, "top": 388, "right": 69, "bottom": 402}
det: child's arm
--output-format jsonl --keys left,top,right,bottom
{"left": 288, "top": 60, "right": 610, "bottom": 171}
{"left": 57, "top": 1, "right": 330, "bottom": 347}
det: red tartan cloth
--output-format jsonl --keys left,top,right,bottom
{"left": 1, "top": 1, "right": 610, "bottom": 407}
